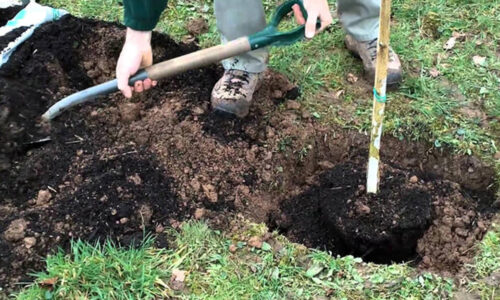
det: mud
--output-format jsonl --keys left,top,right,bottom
{"left": 0, "top": 4, "right": 25, "bottom": 26}
{"left": 0, "top": 26, "right": 28, "bottom": 50}
{"left": 275, "top": 160, "right": 493, "bottom": 273}
{"left": 0, "top": 15, "right": 497, "bottom": 290}
{"left": 320, "top": 163, "right": 433, "bottom": 263}
{"left": 186, "top": 17, "right": 209, "bottom": 36}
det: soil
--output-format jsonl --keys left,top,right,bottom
{"left": 186, "top": 18, "right": 209, "bottom": 36}
{"left": 0, "top": 15, "right": 498, "bottom": 291}
{"left": 0, "top": 4, "right": 25, "bottom": 26}
{"left": 0, "top": 26, "right": 28, "bottom": 50}
{"left": 320, "top": 163, "right": 434, "bottom": 263}
{"left": 275, "top": 161, "right": 493, "bottom": 273}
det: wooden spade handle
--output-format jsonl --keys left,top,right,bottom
{"left": 146, "top": 37, "right": 251, "bottom": 80}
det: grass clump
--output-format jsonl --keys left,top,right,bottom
{"left": 17, "top": 237, "right": 170, "bottom": 300}
{"left": 472, "top": 222, "right": 500, "bottom": 278}
{"left": 465, "top": 220, "right": 500, "bottom": 299}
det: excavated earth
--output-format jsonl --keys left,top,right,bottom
{"left": 0, "top": 3, "right": 26, "bottom": 27}
{"left": 0, "top": 15, "right": 498, "bottom": 291}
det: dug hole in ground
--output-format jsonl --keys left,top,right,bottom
{"left": 0, "top": 14, "right": 498, "bottom": 292}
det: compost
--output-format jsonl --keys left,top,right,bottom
{"left": 0, "top": 15, "right": 497, "bottom": 290}
{"left": 0, "top": 3, "right": 25, "bottom": 26}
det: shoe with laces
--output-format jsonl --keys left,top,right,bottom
{"left": 211, "top": 69, "right": 262, "bottom": 118}
{"left": 345, "top": 34, "right": 402, "bottom": 86}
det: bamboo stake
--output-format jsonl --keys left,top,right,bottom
{"left": 366, "top": 0, "right": 392, "bottom": 194}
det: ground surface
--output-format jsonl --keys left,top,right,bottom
{"left": 0, "top": 3, "right": 26, "bottom": 26}
{"left": 33, "top": 0, "right": 500, "bottom": 157}
{"left": 0, "top": 14, "right": 498, "bottom": 299}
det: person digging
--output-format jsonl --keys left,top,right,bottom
{"left": 116, "top": 0, "right": 402, "bottom": 118}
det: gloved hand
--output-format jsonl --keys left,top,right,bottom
{"left": 116, "top": 28, "right": 157, "bottom": 98}
{"left": 292, "top": 0, "right": 333, "bottom": 38}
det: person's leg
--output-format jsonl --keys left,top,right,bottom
{"left": 211, "top": 0, "right": 268, "bottom": 117}
{"left": 338, "top": 0, "right": 402, "bottom": 86}
{"left": 338, "top": 0, "right": 380, "bottom": 42}
{"left": 214, "top": 0, "right": 268, "bottom": 73}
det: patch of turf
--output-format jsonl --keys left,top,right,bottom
{"left": 16, "top": 221, "right": 459, "bottom": 299}
{"left": 16, "top": 219, "right": 500, "bottom": 298}
{"left": 465, "top": 220, "right": 500, "bottom": 298}
{"left": 16, "top": 237, "right": 170, "bottom": 299}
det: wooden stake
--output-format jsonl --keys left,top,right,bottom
{"left": 367, "top": 0, "right": 392, "bottom": 194}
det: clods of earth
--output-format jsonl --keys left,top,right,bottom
{"left": 0, "top": 13, "right": 498, "bottom": 291}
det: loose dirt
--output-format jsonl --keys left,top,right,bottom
{"left": 0, "top": 15, "right": 497, "bottom": 290}
{"left": 0, "top": 4, "right": 28, "bottom": 53}
{"left": 0, "top": 4, "right": 25, "bottom": 26}
{"left": 186, "top": 17, "right": 209, "bottom": 37}
{"left": 0, "top": 26, "right": 28, "bottom": 50}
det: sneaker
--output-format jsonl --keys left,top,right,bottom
{"left": 345, "top": 34, "right": 402, "bottom": 87}
{"left": 211, "top": 69, "right": 261, "bottom": 118}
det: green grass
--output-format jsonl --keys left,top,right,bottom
{"left": 16, "top": 220, "right": 500, "bottom": 299}
{"left": 16, "top": 221, "right": 459, "bottom": 299}
{"left": 17, "top": 237, "right": 171, "bottom": 299}
{"left": 40, "top": 0, "right": 499, "bottom": 158}
{"left": 472, "top": 223, "right": 500, "bottom": 278}
{"left": 465, "top": 221, "right": 500, "bottom": 298}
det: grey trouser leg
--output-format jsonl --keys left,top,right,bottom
{"left": 338, "top": 0, "right": 380, "bottom": 42}
{"left": 214, "top": 0, "right": 381, "bottom": 72}
{"left": 214, "top": 0, "right": 268, "bottom": 73}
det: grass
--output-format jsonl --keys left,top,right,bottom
{"left": 39, "top": 0, "right": 499, "bottom": 158}
{"left": 15, "top": 221, "right": 459, "bottom": 299}
{"left": 16, "top": 220, "right": 500, "bottom": 299}
{"left": 465, "top": 220, "right": 500, "bottom": 298}
{"left": 17, "top": 237, "right": 170, "bottom": 299}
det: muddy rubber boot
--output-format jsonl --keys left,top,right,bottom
{"left": 345, "top": 34, "right": 402, "bottom": 87}
{"left": 211, "top": 69, "right": 262, "bottom": 118}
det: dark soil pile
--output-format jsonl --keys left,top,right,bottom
{"left": 274, "top": 160, "right": 492, "bottom": 274}
{"left": 319, "top": 163, "right": 433, "bottom": 263}
{"left": 0, "top": 26, "right": 28, "bottom": 50}
{"left": 0, "top": 14, "right": 497, "bottom": 291}
{"left": 49, "top": 149, "right": 182, "bottom": 244}
{"left": 0, "top": 15, "right": 207, "bottom": 288}
{"left": 0, "top": 4, "right": 25, "bottom": 26}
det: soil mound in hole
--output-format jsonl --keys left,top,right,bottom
{"left": 318, "top": 163, "right": 433, "bottom": 263}
{"left": 275, "top": 159, "right": 495, "bottom": 272}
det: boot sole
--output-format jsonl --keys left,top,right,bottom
{"left": 211, "top": 75, "right": 263, "bottom": 118}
